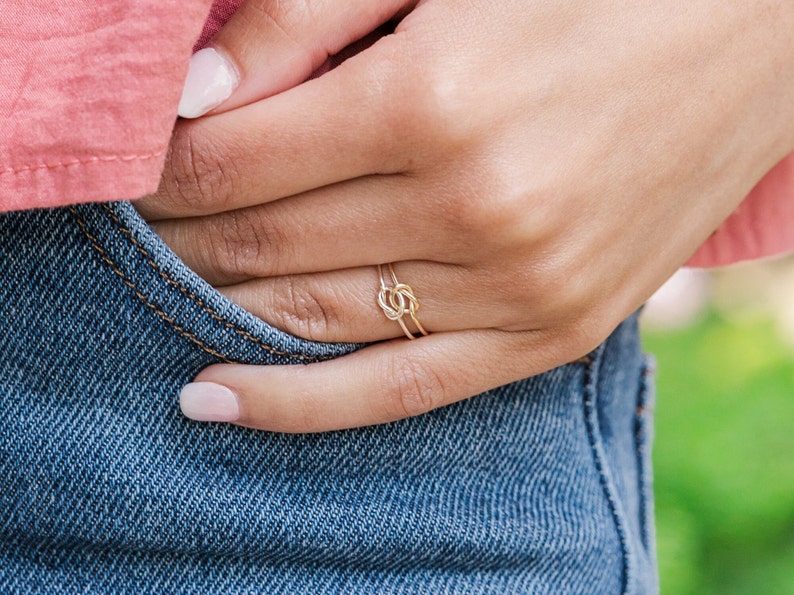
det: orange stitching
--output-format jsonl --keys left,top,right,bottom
{"left": 69, "top": 206, "right": 329, "bottom": 364}
{"left": 97, "top": 203, "right": 326, "bottom": 362}
{"left": 1, "top": 151, "right": 166, "bottom": 176}
{"left": 69, "top": 210, "right": 233, "bottom": 363}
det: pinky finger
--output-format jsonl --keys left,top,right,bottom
{"left": 178, "top": 328, "right": 571, "bottom": 433}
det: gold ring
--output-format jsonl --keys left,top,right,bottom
{"left": 377, "top": 263, "right": 429, "bottom": 340}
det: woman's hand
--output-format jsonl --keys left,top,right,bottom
{"left": 136, "top": 0, "right": 794, "bottom": 432}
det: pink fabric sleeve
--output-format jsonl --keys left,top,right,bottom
{"left": 0, "top": 1, "right": 213, "bottom": 212}
{"left": 688, "top": 154, "right": 794, "bottom": 267}
{"left": 1, "top": 0, "right": 791, "bottom": 266}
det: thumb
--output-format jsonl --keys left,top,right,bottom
{"left": 178, "top": 0, "right": 413, "bottom": 118}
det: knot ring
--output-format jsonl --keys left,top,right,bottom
{"left": 377, "top": 263, "right": 429, "bottom": 340}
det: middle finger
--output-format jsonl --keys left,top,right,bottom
{"left": 151, "top": 175, "right": 471, "bottom": 286}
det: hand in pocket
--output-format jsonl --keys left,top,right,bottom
{"left": 136, "top": 0, "right": 794, "bottom": 432}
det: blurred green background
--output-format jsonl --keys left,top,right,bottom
{"left": 641, "top": 259, "right": 794, "bottom": 594}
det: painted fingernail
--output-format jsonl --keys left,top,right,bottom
{"left": 177, "top": 47, "right": 240, "bottom": 119}
{"left": 180, "top": 382, "right": 240, "bottom": 422}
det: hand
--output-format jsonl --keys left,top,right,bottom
{"left": 136, "top": 0, "right": 794, "bottom": 432}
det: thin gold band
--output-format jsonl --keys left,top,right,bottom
{"left": 377, "top": 263, "right": 429, "bottom": 340}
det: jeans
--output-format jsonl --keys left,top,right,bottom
{"left": 0, "top": 201, "right": 658, "bottom": 594}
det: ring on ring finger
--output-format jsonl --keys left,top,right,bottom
{"left": 377, "top": 263, "right": 429, "bottom": 340}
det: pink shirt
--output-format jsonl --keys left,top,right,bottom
{"left": 1, "top": 0, "right": 792, "bottom": 267}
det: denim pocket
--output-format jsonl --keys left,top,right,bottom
{"left": 0, "top": 202, "right": 653, "bottom": 593}
{"left": 66, "top": 200, "right": 359, "bottom": 366}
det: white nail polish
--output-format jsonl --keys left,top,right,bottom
{"left": 177, "top": 47, "right": 240, "bottom": 119}
{"left": 180, "top": 382, "right": 240, "bottom": 422}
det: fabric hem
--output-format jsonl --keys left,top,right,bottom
{"left": 0, "top": 150, "right": 167, "bottom": 213}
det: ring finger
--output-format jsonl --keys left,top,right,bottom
{"left": 216, "top": 261, "right": 523, "bottom": 343}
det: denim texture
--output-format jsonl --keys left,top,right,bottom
{"left": 0, "top": 201, "right": 658, "bottom": 594}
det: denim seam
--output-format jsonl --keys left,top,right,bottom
{"left": 68, "top": 206, "right": 329, "bottom": 364}
{"left": 583, "top": 350, "right": 632, "bottom": 595}
{"left": 634, "top": 359, "right": 655, "bottom": 555}
{"left": 100, "top": 204, "right": 331, "bottom": 363}
{"left": 68, "top": 208, "right": 237, "bottom": 363}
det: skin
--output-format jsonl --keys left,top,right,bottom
{"left": 136, "top": 0, "right": 794, "bottom": 433}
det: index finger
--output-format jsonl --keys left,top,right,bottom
{"left": 178, "top": 0, "right": 412, "bottom": 117}
{"left": 138, "top": 33, "right": 415, "bottom": 221}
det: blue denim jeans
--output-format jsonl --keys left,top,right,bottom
{"left": 0, "top": 201, "right": 658, "bottom": 594}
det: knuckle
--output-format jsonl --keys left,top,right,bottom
{"left": 526, "top": 250, "right": 594, "bottom": 322}
{"left": 435, "top": 167, "right": 544, "bottom": 248}
{"left": 408, "top": 72, "right": 471, "bottom": 149}
{"left": 249, "top": 0, "right": 311, "bottom": 50}
{"left": 161, "top": 125, "right": 238, "bottom": 212}
{"left": 421, "top": 172, "right": 499, "bottom": 244}
{"left": 205, "top": 209, "right": 283, "bottom": 279}
{"left": 272, "top": 277, "right": 338, "bottom": 341}
{"left": 356, "top": 46, "right": 410, "bottom": 166}
{"left": 381, "top": 51, "right": 473, "bottom": 159}
{"left": 545, "top": 278, "right": 591, "bottom": 322}
{"left": 224, "top": 213, "right": 263, "bottom": 277}
{"left": 441, "top": 188, "right": 497, "bottom": 239}
{"left": 386, "top": 357, "right": 448, "bottom": 419}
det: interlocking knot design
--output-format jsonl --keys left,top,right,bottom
{"left": 377, "top": 264, "right": 429, "bottom": 339}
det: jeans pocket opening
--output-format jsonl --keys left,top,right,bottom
{"left": 68, "top": 201, "right": 361, "bottom": 365}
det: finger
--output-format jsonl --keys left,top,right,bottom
{"left": 179, "top": 328, "right": 571, "bottom": 433}
{"left": 148, "top": 175, "right": 472, "bottom": 285}
{"left": 139, "top": 36, "right": 417, "bottom": 220}
{"left": 178, "top": 0, "right": 412, "bottom": 118}
{"left": 216, "top": 261, "right": 515, "bottom": 343}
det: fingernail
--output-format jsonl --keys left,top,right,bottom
{"left": 177, "top": 47, "right": 240, "bottom": 119}
{"left": 180, "top": 382, "right": 240, "bottom": 422}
